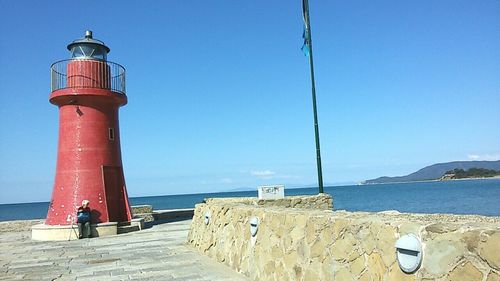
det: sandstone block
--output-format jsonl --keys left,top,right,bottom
{"left": 387, "top": 262, "right": 416, "bottom": 281}
{"left": 423, "top": 239, "right": 464, "bottom": 276}
{"left": 131, "top": 205, "right": 153, "bottom": 215}
{"left": 366, "top": 252, "right": 386, "bottom": 280}
{"left": 486, "top": 271, "right": 500, "bottom": 281}
{"left": 350, "top": 254, "right": 366, "bottom": 277}
{"left": 479, "top": 232, "right": 500, "bottom": 270}
{"left": 425, "top": 223, "right": 459, "bottom": 235}
{"left": 304, "top": 268, "right": 319, "bottom": 281}
{"left": 332, "top": 232, "right": 357, "bottom": 261}
{"left": 375, "top": 225, "right": 398, "bottom": 267}
{"left": 445, "top": 261, "right": 483, "bottom": 281}
{"left": 293, "top": 265, "right": 303, "bottom": 280}
{"left": 335, "top": 266, "right": 356, "bottom": 281}
{"left": 310, "top": 238, "right": 326, "bottom": 259}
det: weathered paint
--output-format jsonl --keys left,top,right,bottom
{"left": 46, "top": 59, "right": 131, "bottom": 225}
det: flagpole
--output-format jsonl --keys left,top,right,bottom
{"left": 303, "top": 0, "right": 324, "bottom": 193}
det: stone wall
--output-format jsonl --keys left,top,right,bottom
{"left": 205, "top": 194, "right": 333, "bottom": 210}
{"left": 0, "top": 219, "right": 45, "bottom": 232}
{"left": 131, "top": 205, "right": 154, "bottom": 222}
{"left": 188, "top": 196, "right": 500, "bottom": 281}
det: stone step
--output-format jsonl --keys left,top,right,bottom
{"left": 117, "top": 221, "right": 131, "bottom": 227}
{"left": 117, "top": 225, "right": 140, "bottom": 234}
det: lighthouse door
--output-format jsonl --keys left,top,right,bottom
{"left": 102, "top": 166, "right": 128, "bottom": 222}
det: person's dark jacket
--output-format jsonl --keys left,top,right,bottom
{"left": 77, "top": 207, "right": 91, "bottom": 223}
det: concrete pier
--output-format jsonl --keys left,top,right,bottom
{"left": 0, "top": 220, "right": 249, "bottom": 280}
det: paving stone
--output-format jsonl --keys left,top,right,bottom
{"left": 1, "top": 220, "right": 249, "bottom": 280}
{"left": 91, "top": 269, "right": 117, "bottom": 277}
{"left": 8, "top": 261, "right": 55, "bottom": 268}
{"left": 129, "top": 271, "right": 175, "bottom": 280}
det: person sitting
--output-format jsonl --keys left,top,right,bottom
{"left": 77, "top": 200, "right": 91, "bottom": 239}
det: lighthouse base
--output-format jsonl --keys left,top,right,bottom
{"left": 31, "top": 218, "right": 145, "bottom": 241}
{"left": 31, "top": 222, "right": 118, "bottom": 241}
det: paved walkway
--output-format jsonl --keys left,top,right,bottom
{"left": 0, "top": 220, "right": 249, "bottom": 281}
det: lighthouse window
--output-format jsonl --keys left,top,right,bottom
{"left": 92, "top": 48, "right": 106, "bottom": 60}
{"left": 80, "top": 45, "right": 93, "bottom": 57}
{"left": 71, "top": 46, "right": 85, "bottom": 58}
{"left": 108, "top": 128, "right": 115, "bottom": 141}
{"left": 71, "top": 45, "right": 106, "bottom": 60}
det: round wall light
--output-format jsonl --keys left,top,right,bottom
{"left": 204, "top": 211, "right": 211, "bottom": 225}
{"left": 249, "top": 217, "right": 259, "bottom": 237}
{"left": 395, "top": 234, "right": 423, "bottom": 273}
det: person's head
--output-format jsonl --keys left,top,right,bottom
{"left": 82, "top": 200, "right": 90, "bottom": 207}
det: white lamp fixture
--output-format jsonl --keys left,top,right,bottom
{"left": 204, "top": 212, "right": 211, "bottom": 225}
{"left": 249, "top": 217, "right": 259, "bottom": 237}
{"left": 395, "top": 234, "right": 423, "bottom": 273}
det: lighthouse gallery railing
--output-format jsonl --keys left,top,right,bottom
{"left": 51, "top": 59, "right": 126, "bottom": 94}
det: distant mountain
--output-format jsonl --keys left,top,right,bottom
{"left": 363, "top": 160, "right": 500, "bottom": 184}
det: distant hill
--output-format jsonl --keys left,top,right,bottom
{"left": 363, "top": 160, "right": 500, "bottom": 184}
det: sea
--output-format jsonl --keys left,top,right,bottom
{"left": 1, "top": 179, "right": 499, "bottom": 222}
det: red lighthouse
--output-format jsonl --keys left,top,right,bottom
{"left": 46, "top": 31, "right": 132, "bottom": 226}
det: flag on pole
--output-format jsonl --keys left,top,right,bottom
{"left": 301, "top": 0, "right": 311, "bottom": 56}
{"left": 301, "top": 29, "right": 310, "bottom": 56}
{"left": 301, "top": 0, "right": 325, "bottom": 194}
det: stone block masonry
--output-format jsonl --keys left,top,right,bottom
{"left": 188, "top": 195, "right": 500, "bottom": 281}
{"left": 132, "top": 204, "right": 155, "bottom": 222}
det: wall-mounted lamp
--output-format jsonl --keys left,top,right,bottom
{"left": 395, "top": 234, "right": 423, "bottom": 273}
{"left": 204, "top": 211, "right": 211, "bottom": 225}
{"left": 249, "top": 217, "right": 259, "bottom": 237}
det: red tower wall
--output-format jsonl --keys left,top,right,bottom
{"left": 46, "top": 59, "right": 131, "bottom": 225}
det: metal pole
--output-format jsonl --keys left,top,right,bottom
{"left": 303, "top": 0, "right": 324, "bottom": 193}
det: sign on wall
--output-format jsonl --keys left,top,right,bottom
{"left": 258, "top": 185, "right": 285, "bottom": 200}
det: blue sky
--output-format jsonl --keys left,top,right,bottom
{"left": 1, "top": 1, "right": 499, "bottom": 204}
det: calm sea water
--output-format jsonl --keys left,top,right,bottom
{"left": 1, "top": 179, "right": 499, "bottom": 222}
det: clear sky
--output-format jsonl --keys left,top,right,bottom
{"left": 1, "top": 1, "right": 499, "bottom": 204}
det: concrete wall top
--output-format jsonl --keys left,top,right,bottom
{"left": 204, "top": 193, "right": 333, "bottom": 210}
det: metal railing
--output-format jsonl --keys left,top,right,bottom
{"left": 51, "top": 59, "right": 126, "bottom": 94}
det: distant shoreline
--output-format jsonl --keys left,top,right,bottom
{"left": 440, "top": 175, "right": 500, "bottom": 181}
{"left": 361, "top": 175, "right": 500, "bottom": 185}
